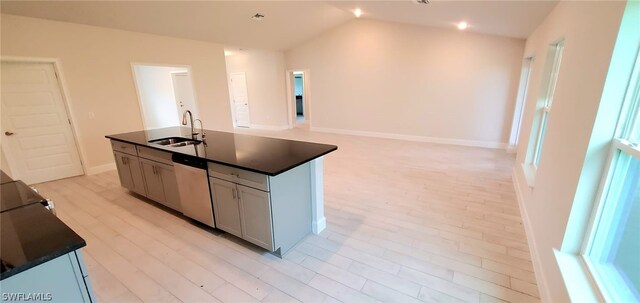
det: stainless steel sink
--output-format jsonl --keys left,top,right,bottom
{"left": 149, "top": 137, "right": 201, "bottom": 147}
{"left": 169, "top": 141, "right": 200, "bottom": 147}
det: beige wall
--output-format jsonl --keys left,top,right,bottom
{"left": 285, "top": 19, "right": 525, "bottom": 147}
{"left": 513, "top": 1, "right": 626, "bottom": 302}
{"left": 1, "top": 14, "right": 232, "bottom": 172}
{"left": 225, "top": 49, "right": 288, "bottom": 128}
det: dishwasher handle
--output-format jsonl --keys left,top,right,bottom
{"left": 172, "top": 154, "right": 207, "bottom": 169}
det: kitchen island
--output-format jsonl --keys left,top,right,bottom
{"left": 106, "top": 127, "right": 336, "bottom": 256}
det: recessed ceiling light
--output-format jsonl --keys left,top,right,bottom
{"left": 354, "top": 8, "right": 362, "bottom": 18}
{"left": 251, "top": 13, "right": 265, "bottom": 21}
{"left": 457, "top": 21, "right": 468, "bottom": 30}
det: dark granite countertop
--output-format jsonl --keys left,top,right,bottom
{"left": 1, "top": 170, "right": 14, "bottom": 185}
{"left": 1, "top": 204, "right": 86, "bottom": 280}
{"left": 106, "top": 127, "right": 337, "bottom": 176}
{"left": 1, "top": 180, "right": 47, "bottom": 213}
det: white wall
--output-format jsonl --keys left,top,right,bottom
{"left": 133, "top": 65, "right": 187, "bottom": 129}
{"left": 1, "top": 14, "right": 233, "bottom": 172}
{"left": 512, "top": 1, "right": 626, "bottom": 302}
{"left": 225, "top": 49, "right": 288, "bottom": 129}
{"left": 285, "top": 19, "right": 526, "bottom": 147}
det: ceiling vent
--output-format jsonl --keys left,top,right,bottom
{"left": 415, "top": 0, "right": 430, "bottom": 4}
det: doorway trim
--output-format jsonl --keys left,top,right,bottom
{"left": 286, "top": 69, "right": 312, "bottom": 129}
{"left": 130, "top": 62, "right": 199, "bottom": 131}
{"left": 0, "top": 56, "right": 87, "bottom": 177}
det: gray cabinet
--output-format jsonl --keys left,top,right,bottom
{"left": 210, "top": 178, "right": 242, "bottom": 238}
{"left": 140, "top": 159, "right": 181, "bottom": 211}
{"left": 111, "top": 140, "right": 180, "bottom": 211}
{"left": 238, "top": 185, "right": 274, "bottom": 251}
{"left": 113, "top": 151, "right": 146, "bottom": 196}
{"left": 209, "top": 162, "right": 312, "bottom": 255}
{"left": 141, "top": 159, "right": 164, "bottom": 202}
{"left": 1, "top": 250, "right": 96, "bottom": 303}
{"left": 159, "top": 164, "right": 181, "bottom": 211}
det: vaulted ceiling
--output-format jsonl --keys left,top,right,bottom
{"left": 1, "top": 1, "right": 558, "bottom": 51}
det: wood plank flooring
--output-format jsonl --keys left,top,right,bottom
{"left": 34, "top": 129, "right": 539, "bottom": 303}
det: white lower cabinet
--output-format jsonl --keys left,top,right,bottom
{"left": 1, "top": 250, "right": 96, "bottom": 303}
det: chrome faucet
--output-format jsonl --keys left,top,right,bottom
{"left": 181, "top": 110, "right": 197, "bottom": 140}
{"left": 194, "top": 119, "right": 205, "bottom": 143}
{"left": 181, "top": 110, "right": 205, "bottom": 142}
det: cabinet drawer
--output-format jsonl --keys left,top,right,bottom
{"left": 111, "top": 140, "right": 137, "bottom": 156}
{"left": 137, "top": 146, "right": 173, "bottom": 165}
{"left": 208, "top": 162, "right": 269, "bottom": 192}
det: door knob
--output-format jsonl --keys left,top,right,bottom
{"left": 4, "top": 131, "right": 14, "bottom": 136}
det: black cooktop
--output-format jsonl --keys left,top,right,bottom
{"left": 0, "top": 180, "right": 47, "bottom": 213}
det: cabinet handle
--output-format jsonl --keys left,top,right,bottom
{"left": 122, "top": 157, "right": 128, "bottom": 165}
{"left": 232, "top": 188, "right": 237, "bottom": 199}
{"left": 153, "top": 166, "right": 157, "bottom": 175}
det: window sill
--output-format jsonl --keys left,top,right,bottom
{"left": 521, "top": 163, "right": 536, "bottom": 188}
{"left": 554, "top": 249, "right": 603, "bottom": 303}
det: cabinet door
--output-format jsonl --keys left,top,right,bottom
{"left": 157, "top": 163, "right": 181, "bottom": 211}
{"left": 210, "top": 178, "right": 242, "bottom": 237}
{"left": 238, "top": 185, "right": 274, "bottom": 251}
{"left": 128, "top": 155, "right": 146, "bottom": 196}
{"left": 114, "top": 152, "right": 134, "bottom": 190}
{"left": 114, "top": 152, "right": 146, "bottom": 196}
{"left": 140, "top": 159, "right": 165, "bottom": 203}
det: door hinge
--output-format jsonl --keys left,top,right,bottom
{"left": 54, "top": 71, "right": 59, "bottom": 80}
{"left": 68, "top": 118, "right": 71, "bottom": 125}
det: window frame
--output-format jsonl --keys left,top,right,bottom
{"left": 531, "top": 39, "right": 565, "bottom": 168}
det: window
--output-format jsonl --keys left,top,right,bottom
{"left": 583, "top": 55, "right": 640, "bottom": 301}
{"left": 531, "top": 40, "right": 565, "bottom": 167}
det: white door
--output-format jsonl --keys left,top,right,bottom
{"left": 171, "top": 72, "right": 198, "bottom": 120}
{"left": 0, "top": 62, "right": 84, "bottom": 184}
{"left": 229, "top": 73, "right": 250, "bottom": 128}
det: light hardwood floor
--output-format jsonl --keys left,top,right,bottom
{"left": 34, "top": 129, "right": 539, "bottom": 303}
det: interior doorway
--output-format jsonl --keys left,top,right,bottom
{"left": 294, "top": 72, "right": 305, "bottom": 124}
{"left": 287, "top": 70, "right": 310, "bottom": 128}
{"left": 1, "top": 61, "right": 84, "bottom": 184}
{"left": 132, "top": 64, "right": 199, "bottom": 130}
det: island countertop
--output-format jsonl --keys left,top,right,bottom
{"left": 106, "top": 127, "right": 337, "bottom": 176}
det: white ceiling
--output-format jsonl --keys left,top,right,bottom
{"left": 1, "top": 1, "right": 557, "bottom": 51}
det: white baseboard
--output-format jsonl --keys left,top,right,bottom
{"left": 248, "top": 124, "right": 290, "bottom": 131}
{"left": 86, "top": 162, "right": 116, "bottom": 175}
{"left": 512, "top": 166, "right": 552, "bottom": 302}
{"left": 311, "top": 127, "right": 508, "bottom": 149}
{"left": 312, "top": 217, "right": 326, "bottom": 234}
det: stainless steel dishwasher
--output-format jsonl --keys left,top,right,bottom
{"left": 173, "top": 154, "right": 216, "bottom": 228}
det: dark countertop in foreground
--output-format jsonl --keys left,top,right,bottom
{"left": 1, "top": 204, "right": 86, "bottom": 280}
{"left": 106, "top": 127, "right": 337, "bottom": 176}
